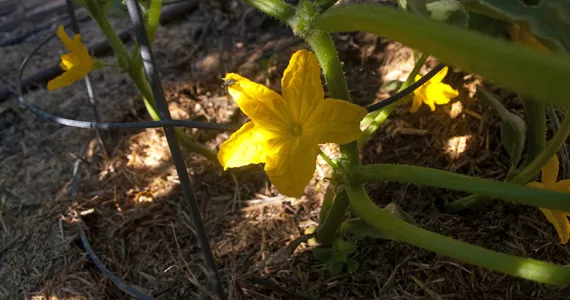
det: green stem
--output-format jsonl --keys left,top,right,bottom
{"left": 316, "top": 189, "right": 349, "bottom": 244}
{"left": 444, "top": 113, "right": 570, "bottom": 212}
{"left": 349, "top": 163, "right": 570, "bottom": 212}
{"left": 304, "top": 31, "right": 359, "bottom": 241}
{"left": 305, "top": 31, "right": 360, "bottom": 166}
{"left": 346, "top": 185, "right": 570, "bottom": 285}
{"left": 84, "top": 0, "right": 217, "bottom": 162}
{"left": 243, "top": 0, "right": 295, "bottom": 23}
{"left": 316, "top": 4, "right": 570, "bottom": 108}
{"left": 319, "top": 183, "right": 336, "bottom": 221}
{"left": 358, "top": 52, "right": 429, "bottom": 148}
{"left": 147, "top": 0, "right": 163, "bottom": 43}
{"left": 524, "top": 99, "right": 546, "bottom": 165}
{"left": 84, "top": 0, "right": 130, "bottom": 68}
{"left": 319, "top": 150, "right": 338, "bottom": 170}
{"left": 513, "top": 114, "right": 570, "bottom": 184}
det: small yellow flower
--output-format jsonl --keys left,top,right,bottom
{"left": 218, "top": 50, "right": 367, "bottom": 197}
{"left": 47, "top": 25, "right": 94, "bottom": 91}
{"left": 410, "top": 66, "right": 458, "bottom": 113}
{"left": 526, "top": 155, "right": 570, "bottom": 244}
{"left": 507, "top": 23, "right": 550, "bottom": 53}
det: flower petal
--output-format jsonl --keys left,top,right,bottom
{"left": 224, "top": 73, "right": 290, "bottom": 132}
{"left": 217, "top": 121, "right": 272, "bottom": 170}
{"left": 281, "top": 50, "right": 324, "bottom": 123}
{"left": 264, "top": 136, "right": 319, "bottom": 197}
{"left": 60, "top": 53, "right": 79, "bottom": 71}
{"left": 424, "top": 96, "right": 436, "bottom": 111}
{"left": 430, "top": 66, "right": 448, "bottom": 83}
{"left": 542, "top": 155, "right": 559, "bottom": 186}
{"left": 526, "top": 181, "right": 545, "bottom": 190}
{"left": 552, "top": 179, "right": 570, "bottom": 192}
{"left": 410, "top": 93, "right": 423, "bottom": 113}
{"left": 539, "top": 208, "right": 570, "bottom": 244}
{"left": 56, "top": 25, "right": 75, "bottom": 52}
{"left": 47, "top": 69, "right": 83, "bottom": 91}
{"left": 433, "top": 84, "right": 459, "bottom": 104}
{"left": 305, "top": 98, "right": 367, "bottom": 144}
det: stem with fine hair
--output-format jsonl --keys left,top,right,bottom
{"left": 445, "top": 113, "right": 570, "bottom": 212}
{"left": 350, "top": 163, "right": 570, "bottom": 212}
{"left": 346, "top": 185, "right": 570, "bottom": 285}
{"left": 304, "top": 30, "right": 359, "bottom": 241}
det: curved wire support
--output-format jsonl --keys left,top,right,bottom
{"left": 125, "top": 0, "right": 226, "bottom": 298}
{"left": 15, "top": 27, "right": 238, "bottom": 132}
{"left": 365, "top": 63, "right": 446, "bottom": 113}
{"left": 77, "top": 221, "right": 157, "bottom": 300}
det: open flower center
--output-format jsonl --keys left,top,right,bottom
{"left": 293, "top": 124, "right": 302, "bottom": 136}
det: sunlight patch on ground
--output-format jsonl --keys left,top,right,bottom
{"left": 446, "top": 135, "right": 471, "bottom": 159}
{"left": 126, "top": 129, "right": 171, "bottom": 169}
{"left": 449, "top": 101, "right": 463, "bottom": 119}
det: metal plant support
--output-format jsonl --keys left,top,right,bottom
{"left": 15, "top": 0, "right": 445, "bottom": 298}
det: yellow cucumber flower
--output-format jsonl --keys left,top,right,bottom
{"left": 48, "top": 25, "right": 94, "bottom": 91}
{"left": 410, "top": 66, "right": 458, "bottom": 113}
{"left": 526, "top": 155, "right": 570, "bottom": 244}
{"left": 218, "top": 50, "right": 367, "bottom": 197}
{"left": 507, "top": 23, "right": 550, "bottom": 54}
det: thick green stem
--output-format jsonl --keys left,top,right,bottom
{"left": 524, "top": 100, "right": 546, "bottom": 165}
{"left": 316, "top": 189, "right": 349, "bottom": 244}
{"left": 346, "top": 185, "right": 570, "bottom": 285}
{"left": 445, "top": 113, "right": 570, "bottom": 212}
{"left": 305, "top": 31, "right": 360, "bottom": 166}
{"left": 358, "top": 52, "right": 428, "bottom": 147}
{"left": 350, "top": 163, "right": 570, "bottom": 212}
{"left": 304, "top": 31, "right": 357, "bottom": 238}
{"left": 317, "top": 4, "right": 570, "bottom": 108}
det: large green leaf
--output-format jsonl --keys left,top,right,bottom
{"left": 317, "top": 4, "right": 570, "bottom": 108}
{"left": 462, "top": 0, "right": 570, "bottom": 52}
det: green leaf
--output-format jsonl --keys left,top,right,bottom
{"left": 384, "top": 202, "right": 417, "bottom": 225}
{"left": 312, "top": 247, "right": 332, "bottom": 263}
{"left": 317, "top": 5, "right": 570, "bottom": 108}
{"left": 501, "top": 115, "right": 527, "bottom": 165}
{"left": 381, "top": 80, "right": 404, "bottom": 93}
{"left": 341, "top": 218, "right": 391, "bottom": 240}
{"left": 463, "top": 0, "right": 570, "bottom": 52}
{"left": 477, "top": 87, "right": 526, "bottom": 165}
{"left": 468, "top": 12, "right": 509, "bottom": 38}
{"left": 326, "top": 260, "right": 344, "bottom": 274}
{"left": 319, "top": 184, "right": 336, "bottom": 222}
{"left": 346, "top": 259, "right": 360, "bottom": 272}
{"left": 332, "top": 238, "right": 356, "bottom": 255}
{"left": 341, "top": 203, "right": 415, "bottom": 240}
{"left": 426, "top": 0, "right": 469, "bottom": 27}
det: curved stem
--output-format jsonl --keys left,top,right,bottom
{"left": 346, "top": 185, "right": 570, "bottom": 285}
{"left": 316, "top": 4, "right": 570, "bottom": 108}
{"left": 445, "top": 113, "right": 570, "bottom": 212}
{"left": 350, "top": 163, "right": 570, "bottom": 212}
